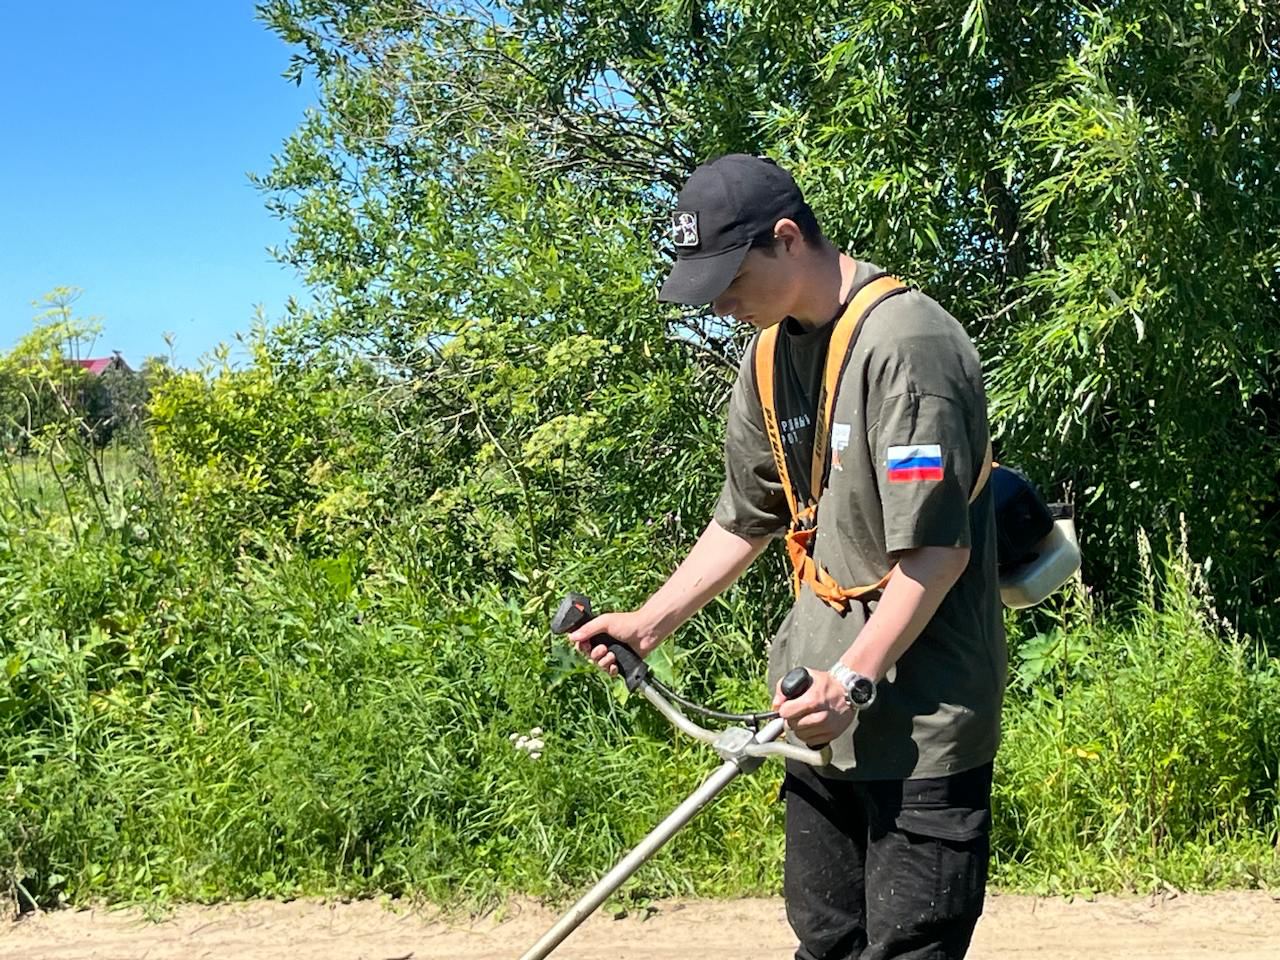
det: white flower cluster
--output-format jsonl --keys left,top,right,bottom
{"left": 510, "top": 727, "right": 545, "bottom": 760}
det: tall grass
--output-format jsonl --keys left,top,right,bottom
{"left": 0, "top": 457, "right": 784, "bottom": 909}
{"left": 1, "top": 435, "right": 1277, "bottom": 911}
{"left": 993, "top": 523, "right": 1280, "bottom": 892}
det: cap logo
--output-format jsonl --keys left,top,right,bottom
{"left": 671, "top": 210, "right": 700, "bottom": 248}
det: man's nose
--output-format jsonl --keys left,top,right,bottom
{"left": 712, "top": 296, "right": 735, "bottom": 318}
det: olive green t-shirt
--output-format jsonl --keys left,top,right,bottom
{"left": 714, "top": 263, "right": 1006, "bottom": 781}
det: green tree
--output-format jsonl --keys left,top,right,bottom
{"left": 256, "top": 1, "right": 1280, "bottom": 626}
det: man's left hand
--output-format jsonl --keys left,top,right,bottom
{"left": 772, "top": 670, "right": 855, "bottom": 746}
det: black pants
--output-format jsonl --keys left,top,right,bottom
{"left": 781, "top": 760, "right": 993, "bottom": 960}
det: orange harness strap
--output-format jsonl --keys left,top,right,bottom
{"left": 754, "top": 320, "right": 797, "bottom": 523}
{"left": 755, "top": 276, "right": 993, "bottom": 613}
{"left": 809, "top": 276, "right": 910, "bottom": 505}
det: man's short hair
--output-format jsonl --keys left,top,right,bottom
{"left": 750, "top": 202, "right": 825, "bottom": 253}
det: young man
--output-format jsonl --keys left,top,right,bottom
{"left": 570, "top": 154, "right": 1004, "bottom": 960}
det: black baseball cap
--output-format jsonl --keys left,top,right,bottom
{"left": 658, "top": 154, "right": 808, "bottom": 305}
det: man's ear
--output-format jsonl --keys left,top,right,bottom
{"left": 773, "top": 218, "right": 803, "bottom": 253}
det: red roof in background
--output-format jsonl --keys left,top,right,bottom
{"left": 76, "top": 356, "right": 130, "bottom": 376}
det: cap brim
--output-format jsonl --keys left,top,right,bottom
{"left": 657, "top": 244, "right": 750, "bottom": 305}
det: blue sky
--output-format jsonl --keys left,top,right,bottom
{"left": 0, "top": 3, "right": 315, "bottom": 368}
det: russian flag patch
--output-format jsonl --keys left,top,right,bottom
{"left": 886, "top": 444, "right": 944, "bottom": 482}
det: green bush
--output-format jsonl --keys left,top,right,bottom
{"left": 146, "top": 335, "right": 386, "bottom": 558}
{"left": 1, "top": 515, "right": 784, "bottom": 906}
{"left": 3, "top": 417, "right": 1277, "bottom": 909}
{"left": 994, "top": 525, "right": 1280, "bottom": 892}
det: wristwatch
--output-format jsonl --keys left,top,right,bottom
{"left": 830, "top": 664, "right": 877, "bottom": 710}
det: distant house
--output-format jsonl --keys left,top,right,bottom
{"left": 76, "top": 353, "right": 131, "bottom": 376}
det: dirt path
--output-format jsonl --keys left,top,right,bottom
{"left": 4, "top": 892, "right": 1278, "bottom": 959}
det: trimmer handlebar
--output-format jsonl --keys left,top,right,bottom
{"left": 551, "top": 592, "right": 829, "bottom": 768}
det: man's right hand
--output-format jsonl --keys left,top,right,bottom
{"left": 568, "top": 611, "right": 663, "bottom": 678}
{"left": 562, "top": 522, "right": 768, "bottom": 679}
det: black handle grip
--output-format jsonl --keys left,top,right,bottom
{"left": 780, "top": 667, "right": 813, "bottom": 700}
{"left": 778, "top": 666, "right": 829, "bottom": 750}
{"left": 551, "top": 593, "right": 649, "bottom": 693}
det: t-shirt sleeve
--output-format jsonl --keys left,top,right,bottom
{"left": 868, "top": 390, "right": 980, "bottom": 555}
{"left": 712, "top": 342, "right": 790, "bottom": 540}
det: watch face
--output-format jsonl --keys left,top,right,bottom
{"left": 849, "top": 676, "right": 876, "bottom": 706}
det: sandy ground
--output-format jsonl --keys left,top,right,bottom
{"left": 3, "top": 891, "right": 1278, "bottom": 960}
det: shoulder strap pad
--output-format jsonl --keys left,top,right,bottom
{"left": 753, "top": 326, "right": 799, "bottom": 520}
{"left": 811, "top": 276, "right": 909, "bottom": 501}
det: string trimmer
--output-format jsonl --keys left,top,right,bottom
{"left": 517, "top": 593, "right": 835, "bottom": 960}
